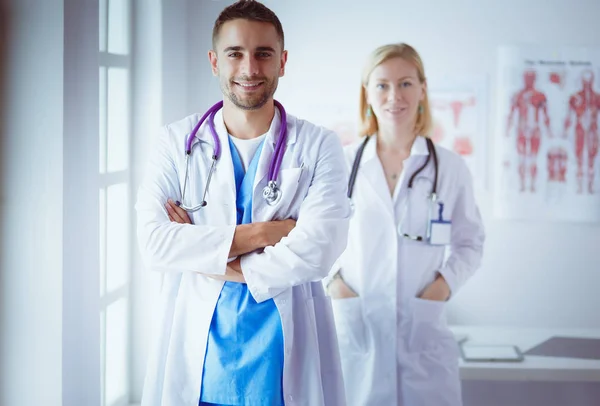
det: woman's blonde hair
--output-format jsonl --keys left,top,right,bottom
{"left": 359, "top": 43, "right": 432, "bottom": 137}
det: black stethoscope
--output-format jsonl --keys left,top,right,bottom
{"left": 347, "top": 135, "right": 441, "bottom": 242}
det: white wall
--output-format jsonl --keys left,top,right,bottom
{"left": 1, "top": 1, "right": 64, "bottom": 403}
{"left": 62, "top": 0, "right": 101, "bottom": 404}
{"left": 1, "top": 0, "right": 65, "bottom": 403}
{"left": 184, "top": 0, "right": 600, "bottom": 329}
{"left": 161, "top": 0, "right": 190, "bottom": 125}
{"left": 1, "top": 0, "right": 101, "bottom": 404}
{"left": 130, "top": 0, "right": 600, "bottom": 401}
{"left": 130, "top": 0, "right": 163, "bottom": 401}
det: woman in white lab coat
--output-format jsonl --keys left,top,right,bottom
{"left": 327, "top": 43, "right": 485, "bottom": 406}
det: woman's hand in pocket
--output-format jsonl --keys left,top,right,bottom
{"left": 328, "top": 276, "right": 359, "bottom": 300}
{"left": 419, "top": 274, "right": 450, "bottom": 302}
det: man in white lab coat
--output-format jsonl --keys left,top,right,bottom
{"left": 135, "top": 1, "right": 350, "bottom": 405}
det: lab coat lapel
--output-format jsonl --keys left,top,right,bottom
{"left": 253, "top": 107, "right": 285, "bottom": 193}
{"left": 359, "top": 136, "right": 395, "bottom": 218}
{"left": 397, "top": 137, "right": 434, "bottom": 202}
{"left": 253, "top": 135, "right": 274, "bottom": 195}
{"left": 212, "top": 110, "right": 237, "bottom": 213}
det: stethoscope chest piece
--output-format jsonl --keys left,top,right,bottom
{"left": 262, "top": 180, "right": 282, "bottom": 206}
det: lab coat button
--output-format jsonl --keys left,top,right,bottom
{"left": 287, "top": 394, "right": 294, "bottom": 402}
{"left": 280, "top": 299, "right": 287, "bottom": 305}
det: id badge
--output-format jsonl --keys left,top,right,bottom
{"left": 428, "top": 202, "right": 451, "bottom": 245}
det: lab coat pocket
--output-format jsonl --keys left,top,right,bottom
{"left": 331, "top": 297, "right": 367, "bottom": 354}
{"left": 407, "top": 297, "right": 452, "bottom": 353}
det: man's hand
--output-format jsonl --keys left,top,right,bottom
{"left": 165, "top": 200, "right": 245, "bottom": 282}
{"left": 201, "top": 258, "right": 245, "bottom": 284}
{"left": 165, "top": 196, "right": 295, "bottom": 255}
{"left": 260, "top": 219, "right": 296, "bottom": 247}
{"left": 229, "top": 219, "right": 296, "bottom": 257}
{"left": 165, "top": 199, "right": 192, "bottom": 224}
{"left": 165, "top": 198, "right": 296, "bottom": 283}
{"left": 419, "top": 274, "right": 450, "bottom": 302}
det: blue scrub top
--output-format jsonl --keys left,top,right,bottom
{"left": 199, "top": 136, "right": 285, "bottom": 406}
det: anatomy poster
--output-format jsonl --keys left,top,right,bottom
{"left": 495, "top": 46, "right": 600, "bottom": 222}
{"left": 429, "top": 76, "right": 488, "bottom": 188}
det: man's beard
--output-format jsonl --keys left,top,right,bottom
{"left": 222, "top": 75, "right": 278, "bottom": 110}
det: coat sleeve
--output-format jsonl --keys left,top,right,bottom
{"left": 135, "top": 126, "right": 236, "bottom": 274}
{"left": 321, "top": 144, "right": 356, "bottom": 290}
{"left": 438, "top": 160, "right": 485, "bottom": 297}
{"left": 241, "top": 132, "right": 351, "bottom": 303}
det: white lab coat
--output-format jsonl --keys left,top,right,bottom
{"left": 136, "top": 108, "right": 350, "bottom": 406}
{"left": 331, "top": 135, "right": 485, "bottom": 406}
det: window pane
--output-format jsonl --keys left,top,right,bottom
{"left": 107, "top": 67, "right": 129, "bottom": 172}
{"left": 106, "top": 183, "right": 129, "bottom": 292}
{"left": 99, "top": 188, "right": 107, "bottom": 296}
{"left": 108, "top": 0, "right": 129, "bottom": 55}
{"left": 99, "top": 67, "right": 107, "bottom": 173}
{"left": 105, "top": 298, "right": 128, "bottom": 405}
{"left": 99, "top": 0, "right": 107, "bottom": 52}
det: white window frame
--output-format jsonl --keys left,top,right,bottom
{"left": 99, "top": 0, "right": 133, "bottom": 405}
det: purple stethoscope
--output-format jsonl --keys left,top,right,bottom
{"left": 176, "top": 100, "right": 288, "bottom": 212}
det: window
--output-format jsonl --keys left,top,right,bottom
{"left": 99, "top": 0, "right": 131, "bottom": 405}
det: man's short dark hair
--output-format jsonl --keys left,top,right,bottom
{"left": 212, "top": 0, "right": 284, "bottom": 50}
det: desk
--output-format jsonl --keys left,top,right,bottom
{"left": 450, "top": 326, "right": 600, "bottom": 406}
